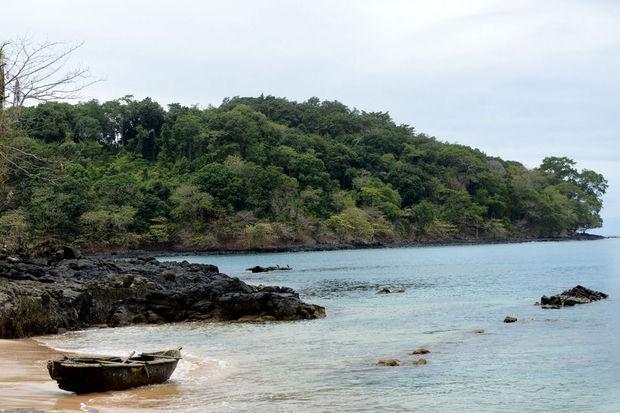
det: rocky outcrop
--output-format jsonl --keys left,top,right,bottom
{"left": 246, "top": 265, "right": 292, "bottom": 273}
{"left": 0, "top": 256, "right": 325, "bottom": 338}
{"left": 504, "top": 316, "right": 517, "bottom": 323}
{"left": 540, "top": 285, "right": 608, "bottom": 308}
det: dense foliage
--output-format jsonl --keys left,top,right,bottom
{"left": 0, "top": 95, "right": 608, "bottom": 251}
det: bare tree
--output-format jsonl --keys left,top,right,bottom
{"left": 0, "top": 38, "right": 96, "bottom": 114}
{"left": 0, "top": 37, "right": 96, "bottom": 193}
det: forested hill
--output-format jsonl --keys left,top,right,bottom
{"left": 0, "top": 95, "right": 608, "bottom": 252}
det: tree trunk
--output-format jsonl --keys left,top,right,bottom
{"left": 0, "top": 48, "right": 5, "bottom": 117}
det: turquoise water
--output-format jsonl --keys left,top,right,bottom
{"left": 42, "top": 239, "right": 620, "bottom": 412}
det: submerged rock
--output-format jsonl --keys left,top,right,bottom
{"left": 473, "top": 329, "right": 485, "bottom": 334}
{"left": 504, "top": 316, "right": 517, "bottom": 323}
{"left": 0, "top": 256, "right": 325, "bottom": 338}
{"left": 411, "top": 358, "right": 427, "bottom": 365}
{"left": 540, "top": 285, "right": 608, "bottom": 309}
{"left": 409, "top": 347, "right": 430, "bottom": 355}
{"left": 377, "top": 359, "right": 400, "bottom": 366}
{"left": 376, "top": 287, "right": 405, "bottom": 294}
{"left": 246, "top": 265, "right": 292, "bottom": 273}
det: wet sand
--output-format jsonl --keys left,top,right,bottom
{"left": 0, "top": 339, "right": 186, "bottom": 412}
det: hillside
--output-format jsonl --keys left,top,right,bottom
{"left": 0, "top": 95, "right": 608, "bottom": 253}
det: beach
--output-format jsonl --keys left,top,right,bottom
{"left": 0, "top": 338, "right": 78, "bottom": 410}
{"left": 0, "top": 338, "right": 188, "bottom": 412}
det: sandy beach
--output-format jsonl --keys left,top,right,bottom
{"left": 0, "top": 338, "right": 186, "bottom": 412}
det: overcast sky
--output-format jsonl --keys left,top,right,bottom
{"left": 4, "top": 0, "right": 619, "bottom": 234}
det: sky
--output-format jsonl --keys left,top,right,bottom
{"left": 4, "top": 0, "right": 619, "bottom": 235}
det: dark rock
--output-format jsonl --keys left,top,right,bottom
{"left": 54, "top": 246, "right": 80, "bottom": 261}
{"left": 160, "top": 270, "right": 176, "bottom": 282}
{"left": 246, "top": 265, "right": 292, "bottom": 273}
{"left": 377, "top": 359, "right": 400, "bottom": 366}
{"left": 410, "top": 347, "right": 430, "bottom": 355}
{"left": 504, "top": 316, "right": 517, "bottom": 323}
{"left": 377, "top": 287, "right": 405, "bottom": 294}
{"left": 540, "top": 285, "right": 608, "bottom": 309}
{"left": 0, "top": 256, "right": 325, "bottom": 338}
{"left": 122, "top": 275, "right": 135, "bottom": 288}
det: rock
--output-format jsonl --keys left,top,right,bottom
{"left": 473, "top": 329, "right": 485, "bottom": 334}
{"left": 377, "top": 359, "right": 400, "bottom": 366}
{"left": 160, "top": 270, "right": 176, "bottom": 282}
{"left": 54, "top": 246, "right": 80, "bottom": 261}
{"left": 504, "top": 316, "right": 517, "bottom": 323}
{"left": 246, "top": 265, "right": 292, "bottom": 273}
{"left": 122, "top": 275, "right": 135, "bottom": 288}
{"left": 377, "top": 287, "right": 404, "bottom": 294}
{"left": 0, "top": 256, "right": 325, "bottom": 338}
{"left": 410, "top": 347, "right": 430, "bottom": 355}
{"left": 411, "top": 358, "right": 427, "bottom": 365}
{"left": 540, "top": 285, "right": 608, "bottom": 308}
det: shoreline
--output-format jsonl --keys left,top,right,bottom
{"left": 0, "top": 338, "right": 82, "bottom": 410}
{"left": 89, "top": 233, "right": 607, "bottom": 258}
{"left": 0, "top": 337, "right": 188, "bottom": 412}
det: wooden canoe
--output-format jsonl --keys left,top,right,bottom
{"left": 47, "top": 348, "right": 182, "bottom": 393}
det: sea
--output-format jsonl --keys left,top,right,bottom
{"left": 39, "top": 238, "right": 620, "bottom": 412}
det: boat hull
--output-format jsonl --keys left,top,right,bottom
{"left": 47, "top": 349, "right": 180, "bottom": 393}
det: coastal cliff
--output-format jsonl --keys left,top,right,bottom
{"left": 0, "top": 255, "right": 325, "bottom": 338}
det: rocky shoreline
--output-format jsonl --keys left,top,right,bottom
{"left": 88, "top": 233, "right": 606, "bottom": 258}
{"left": 0, "top": 253, "right": 325, "bottom": 339}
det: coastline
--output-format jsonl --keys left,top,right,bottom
{"left": 90, "top": 233, "right": 607, "bottom": 258}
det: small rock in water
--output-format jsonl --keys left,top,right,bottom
{"left": 412, "top": 358, "right": 427, "bottom": 365}
{"left": 409, "top": 347, "right": 430, "bottom": 355}
{"left": 246, "top": 265, "right": 292, "bottom": 273}
{"left": 473, "top": 329, "right": 485, "bottom": 334}
{"left": 393, "top": 288, "right": 405, "bottom": 293}
{"left": 377, "top": 287, "right": 391, "bottom": 294}
{"left": 504, "top": 316, "right": 517, "bottom": 323}
{"left": 377, "top": 359, "right": 400, "bottom": 366}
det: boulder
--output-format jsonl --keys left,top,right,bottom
{"left": 504, "top": 316, "right": 517, "bottom": 323}
{"left": 54, "top": 246, "right": 80, "bottom": 261}
{"left": 409, "top": 347, "right": 430, "bottom": 355}
{"left": 540, "top": 285, "right": 608, "bottom": 308}
{"left": 412, "top": 358, "right": 427, "bottom": 365}
{"left": 377, "top": 359, "right": 400, "bottom": 366}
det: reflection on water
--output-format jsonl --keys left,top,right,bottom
{"left": 39, "top": 239, "right": 620, "bottom": 412}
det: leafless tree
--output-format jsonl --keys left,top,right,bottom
{"left": 0, "top": 37, "right": 96, "bottom": 193}
{"left": 0, "top": 37, "right": 97, "bottom": 115}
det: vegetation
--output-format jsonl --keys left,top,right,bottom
{"left": 0, "top": 95, "right": 608, "bottom": 252}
